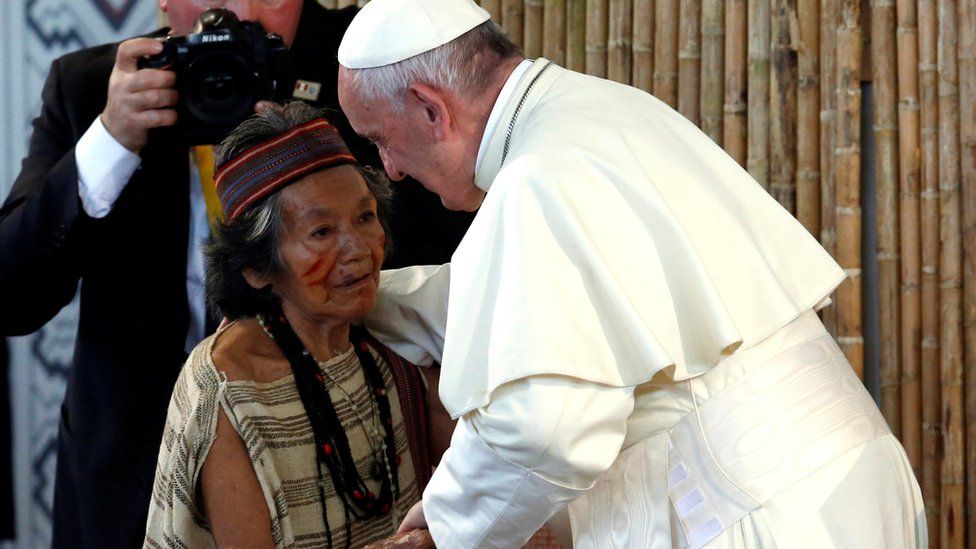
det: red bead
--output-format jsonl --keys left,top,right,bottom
{"left": 375, "top": 388, "right": 387, "bottom": 396}
{"left": 365, "top": 502, "right": 374, "bottom": 510}
{"left": 381, "top": 504, "right": 391, "bottom": 513}
{"left": 359, "top": 342, "right": 369, "bottom": 352}
{"left": 366, "top": 491, "right": 376, "bottom": 500}
{"left": 322, "top": 443, "right": 333, "bottom": 456}
{"left": 353, "top": 490, "right": 363, "bottom": 500}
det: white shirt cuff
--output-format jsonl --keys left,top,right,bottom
{"left": 423, "top": 418, "right": 586, "bottom": 548}
{"left": 76, "top": 116, "right": 141, "bottom": 218}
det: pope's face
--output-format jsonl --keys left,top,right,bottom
{"left": 159, "top": 0, "right": 303, "bottom": 47}
{"left": 265, "top": 165, "right": 386, "bottom": 324}
{"left": 337, "top": 69, "right": 486, "bottom": 212}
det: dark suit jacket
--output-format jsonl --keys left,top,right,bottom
{"left": 0, "top": 3, "right": 470, "bottom": 546}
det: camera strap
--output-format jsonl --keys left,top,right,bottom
{"left": 190, "top": 144, "right": 224, "bottom": 228}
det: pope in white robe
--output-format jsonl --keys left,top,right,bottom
{"left": 336, "top": 0, "right": 926, "bottom": 546}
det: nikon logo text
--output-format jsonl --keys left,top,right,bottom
{"left": 202, "top": 34, "right": 230, "bottom": 43}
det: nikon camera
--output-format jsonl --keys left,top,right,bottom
{"left": 138, "top": 9, "right": 288, "bottom": 144}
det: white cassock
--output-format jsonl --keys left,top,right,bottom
{"left": 365, "top": 59, "right": 926, "bottom": 548}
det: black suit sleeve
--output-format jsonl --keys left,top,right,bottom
{"left": 0, "top": 57, "right": 92, "bottom": 335}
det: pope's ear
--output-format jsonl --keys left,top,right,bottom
{"left": 407, "top": 83, "right": 451, "bottom": 140}
{"left": 242, "top": 268, "right": 272, "bottom": 290}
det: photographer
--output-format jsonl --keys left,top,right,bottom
{"left": 0, "top": 0, "right": 470, "bottom": 546}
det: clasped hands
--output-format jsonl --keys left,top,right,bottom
{"left": 364, "top": 501, "right": 433, "bottom": 548}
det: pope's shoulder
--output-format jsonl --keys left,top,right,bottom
{"left": 494, "top": 149, "right": 585, "bottom": 194}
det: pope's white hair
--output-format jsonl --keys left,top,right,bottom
{"left": 345, "top": 21, "right": 521, "bottom": 113}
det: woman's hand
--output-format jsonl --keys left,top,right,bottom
{"left": 364, "top": 529, "right": 434, "bottom": 548}
{"left": 396, "top": 501, "right": 428, "bottom": 533}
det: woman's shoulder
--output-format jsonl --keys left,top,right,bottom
{"left": 210, "top": 318, "right": 293, "bottom": 384}
{"left": 164, "top": 320, "right": 293, "bottom": 442}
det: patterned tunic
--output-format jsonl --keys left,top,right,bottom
{"left": 145, "top": 328, "right": 429, "bottom": 548}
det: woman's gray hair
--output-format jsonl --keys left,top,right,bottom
{"left": 205, "top": 101, "right": 393, "bottom": 319}
{"left": 345, "top": 20, "right": 521, "bottom": 112}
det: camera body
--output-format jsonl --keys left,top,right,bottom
{"left": 138, "top": 9, "right": 287, "bottom": 144}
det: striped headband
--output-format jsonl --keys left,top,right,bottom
{"left": 215, "top": 118, "right": 358, "bottom": 223}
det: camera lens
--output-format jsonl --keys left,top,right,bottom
{"left": 181, "top": 53, "right": 256, "bottom": 126}
{"left": 203, "top": 73, "right": 233, "bottom": 102}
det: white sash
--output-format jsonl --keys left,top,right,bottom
{"left": 568, "top": 333, "right": 889, "bottom": 548}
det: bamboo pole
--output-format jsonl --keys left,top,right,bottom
{"left": 566, "top": 0, "right": 588, "bottom": 72}
{"left": 654, "top": 0, "right": 679, "bottom": 106}
{"left": 544, "top": 0, "right": 567, "bottom": 64}
{"left": 819, "top": 0, "right": 838, "bottom": 336}
{"left": 586, "top": 0, "right": 609, "bottom": 77}
{"left": 724, "top": 0, "right": 748, "bottom": 164}
{"left": 937, "top": 2, "right": 965, "bottom": 546}
{"left": 958, "top": 1, "right": 976, "bottom": 545}
{"left": 504, "top": 0, "right": 526, "bottom": 48}
{"left": 678, "top": 0, "right": 702, "bottom": 124}
{"left": 609, "top": 0, "right": 634, "bottom": 83}
{"left": 871, "top": 0, "right": 902, "bottom": 436}
{"left": 895, "top": 0, "right": 929, "bottom": 524}
{"left": 770, "top": 0, "right": 797, "bottom": 213}
{"left": 701, "top": 0, "right": 725, "bottom": 142}
{"left": 797, "top": 0, "right": 821, "bottom": 237}
{"left": 524, "top": 0, "right": 544, "bottom": 58}
{"left": 481, "top": 0, "right": 503, "bottom": 21}
{"left": 918, "top": 1, "right": 942, "bottom": 539}
{"left": 747, "top": 0, "right": 770, "bottom": 189}
{"left": 633, "top": 0, "right": 655, "bottom": 92}
{"left": 835, "top": 0, "right": 862, "bottom": 377}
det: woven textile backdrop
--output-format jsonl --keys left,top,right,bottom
{"left": 2, "top": 0, "right": 974, "bottom": 547}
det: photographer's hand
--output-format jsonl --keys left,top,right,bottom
{"left": 254, "top": 100, "right": 283, "bottom": 114}
{"left": 100, "top": 38, "right": 179, "bottom": 153}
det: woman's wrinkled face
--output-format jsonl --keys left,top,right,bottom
{"left": 269, "top": 165, "right": 385, "bottom": 323}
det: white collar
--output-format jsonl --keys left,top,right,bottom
{"left": 474, "top": 59, "right": 533, "bottom": 175}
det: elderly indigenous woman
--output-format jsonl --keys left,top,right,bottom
{"left": 144, "top": 103, "right": 439, "bottom": 548}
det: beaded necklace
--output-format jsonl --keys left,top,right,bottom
{"left": 257, "top": 311, "right": 400, "bottom": 548}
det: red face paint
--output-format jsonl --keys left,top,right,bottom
{"left": 300, "top": 256, "right": 331, "bottom": 288}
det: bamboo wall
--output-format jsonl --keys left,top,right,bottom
{"left": 317, "top": 0, "right": 976, "bottom": 543}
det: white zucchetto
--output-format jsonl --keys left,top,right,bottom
{"left": 338, "top": 0, "right": 491, "bottom": 69}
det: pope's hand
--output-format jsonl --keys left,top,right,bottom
{"left": 101, "top": 38, "right": 179, "bottom": 153}
{"left": 396, "top": 501, "right": 427, "bottom": 534}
